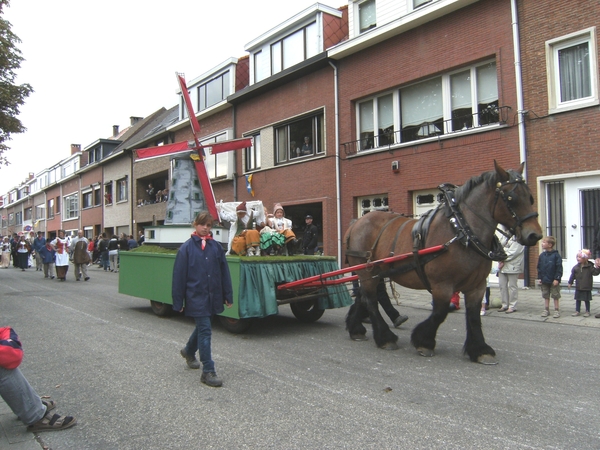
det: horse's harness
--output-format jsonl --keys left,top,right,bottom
{"left": 346, "top": 173, "right": 537, "bottom": 293}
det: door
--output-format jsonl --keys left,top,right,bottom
{"left": 552, "top": 176, "right": 600, "bottom": 283}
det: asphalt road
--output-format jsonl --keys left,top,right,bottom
{"left": 1, "top": 264, "right": 599, "bottom": 449}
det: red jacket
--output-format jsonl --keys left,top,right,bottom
{"left": 0, "top": 327, "right": 23, "bottom": 369}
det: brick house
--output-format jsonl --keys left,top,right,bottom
{"left": 518, "top": 0, "right": 600, "bottom": 282}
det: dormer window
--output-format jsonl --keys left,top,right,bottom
{"left": 358, "top": 0, "right": 376, "bottom": 33}
{"left": 255, "top": 21, "right": 319, "bottom": 83}
{"left": 197, "top": 71, "right": 231, "bottom": 111}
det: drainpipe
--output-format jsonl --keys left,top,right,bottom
{"left": 329, "top": 60, "right": 342, "bottom": 266}
{"left": 130, "top": 152, "right": 135, "bottom": 235}
{"left": 232, "top": 104, "right": 238, "bottom": 202}
{"left": 511, "top": 0, "right": 530, "bottom": 286}
{"left": 511, "top": 0, "right": 527, "bottom": 175}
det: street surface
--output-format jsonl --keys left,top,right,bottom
{"left": 1, "top": 264, "right": 599, "bottom": 449}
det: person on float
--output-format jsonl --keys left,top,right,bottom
{"left": 219, "top": 201, "right": 264, "bottom": 256}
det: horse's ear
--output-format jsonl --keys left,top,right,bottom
{"left": 517, "top": 161, "right": 525, "bottom": 175}
{"left": 493, "top": 160, "right": 509, "bottom": 182}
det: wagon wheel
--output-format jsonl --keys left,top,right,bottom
{"left": 150, "top": 301, "right": 171, "bottom": 317}
{"left": 290, "top": 299, "right": 325, "bottom": 323}
{"left": 218, "top": 316, "right": 253, "bottom": 334}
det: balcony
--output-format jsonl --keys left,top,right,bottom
{"left": 342, "top": 105, "right": 510, "bottom": 156}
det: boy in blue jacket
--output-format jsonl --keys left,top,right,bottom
{"left": 536, "top": 236, "right": 563, "bottom": 318}
{"left": 173, "top": 211, "right": 233, "bottom": 387}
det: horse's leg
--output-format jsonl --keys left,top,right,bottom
{"left": 463, "top": 291, "right": 497, "bottom": 364}
{"left": 346, "top": 290, "right": 368, "bottom": 341}
{"left": 362, "top": 279, "right": 399, "bottom": 350}
{"left": 411, "top": 293, "right": 450, "bottom": 357}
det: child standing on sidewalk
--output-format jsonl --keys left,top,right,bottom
{"left": 568, "top": 249, "right": 599, "bottom": 317}
{"left": 536, "top": 236, "right": 563, "bottom": 318}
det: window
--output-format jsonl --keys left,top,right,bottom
{"left": 414, "top": 0, "right": 432, "bottom": 8}
{"left": 545, "top": 181, "right": 566, "bottom": 256}
{"left": 358, "top": 194, "right": 388, "bottom": 217}
{"left": 35, "top": 205, "right": 45, "bottom": 220}
{"left": 245, "top": 135, "right": 261, "bottom": 172}
{"left": 197, "top": 71, "right": 231, "bottom": 111}
{"left": 117, "top": 178, "right": 128, "bottom": 202}
{"left": 261, "top": 22, "right": 319, "bottom": 80}
{"left": 55, "top": 196, "right": 60, "bottom": 213}
{"left": 105, "top": 183, "right": 113, "bottom": 205}
{"left": 254, "top": 50, "right": 268, "bottom": 83}
{"left": 202, "top": 134, "right": 230, "bottom": 179}
{"left": 82, "top": 191, "right": 93, "bottom": 209}
{"left": 275, "top": 113, "right": 324, "bottom": 163}
{"left": 358, "top": 0, "right": 376, "bottom": 34}
{"left": 24, "top": 207, "right": 32, "bottom": 221}
{"left": 357, "top": 93, "right": 395, "bottom": 150}
{"left": 15, "top": 211, "right": 22, "bottom": 225}
{"left": 64, "top": 194, "right": 79, "bottom": 219}
{"left": 546, "top": 28, "right": 598, "bottom": 113}
{"left": 94, "top": 187, "right": 102, "bottom": 206}
{"left": 47, "top": 199, "right": 54, "bottom": 219}
{"left": 355, "top": 61, "right": 499, "bottom": 150}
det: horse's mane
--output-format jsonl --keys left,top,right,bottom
{"left": 454, "top": 168, "right": 521, "bottom": 204}
{"left": 454, "top": 170, "right": 496, "bottom": 203}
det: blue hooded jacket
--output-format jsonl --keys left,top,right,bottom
{"left": 537, "top": 249, "right": 563, "bottom": 284}
{"left": 172, "top": 234, "right": 233, "bottom": 317}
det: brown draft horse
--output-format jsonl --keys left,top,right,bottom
{"left": 344, "top": 162, "right": 542, "bottom": 364}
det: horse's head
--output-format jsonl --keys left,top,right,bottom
{"left": 492, "top": 161, "right": 542, "bottom": 246}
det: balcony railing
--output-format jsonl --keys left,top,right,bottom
{"left": 342, "top": 105, "right": 511, "bottom": 156}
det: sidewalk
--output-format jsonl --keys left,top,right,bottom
{"left": 0, "top": 401, "right": 40, "bottom": 450}
{"left": 389, "top": 283, "right": 600, "bottom": 328}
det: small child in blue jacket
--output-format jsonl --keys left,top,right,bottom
{"left": 537, "top": 236, "right": 563, "bottom": 318}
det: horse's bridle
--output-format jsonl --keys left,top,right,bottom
{"left": 492, "top": 173, "right": 539, "bottom": 237}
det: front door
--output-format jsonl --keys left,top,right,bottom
{"left": 549, "top": 175, "right": 600, "bottom": 283}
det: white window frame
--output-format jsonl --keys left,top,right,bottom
{"left": 197, "top": 71, "right": 231, "bottom": 112}
{"left": 82, "top": 190, "right": 93, "bottom": 209}
{"left": 274, "top": 112, "right": 325, "bottom": 164}
{"left": 35, "top": 205, "right": 45, "bottom": 220}
{"left": 546, "top": 27, "right": 598, "bottom": 114}
{"left": 245, "top": 135, "right": 261, "bottom": 172}
{"left": 202, "top": 132, "right": 233, "bottom": 180}
{"left": 357, "top": 194, "right": 388, "bottom": 217}
{"left": 63, "top": 193, "right": 79, "bottom": 220}
{"left": 356, "top": 60, "right": 498, "bottom": 150}
{"left": 356, "top": 0, "right": 376, "bottom": 34}
{"left": 117, "top": 178, "right": 128, "bottom": 203}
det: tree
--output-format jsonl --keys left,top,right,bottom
{"left": 0, "top": 0, "right": 33, "bottom": 167}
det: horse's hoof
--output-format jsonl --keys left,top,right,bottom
{"left": 417, "top": 347, "right": 434, "bottom": 357}
{"left": 350, "top": 334, "right": 368, "bottom": 341}
{"left": 380, "top": 342, "right": 399, "bottom": 351}
{"left": 477, "top": 354, "right": 498, "bottom": 365}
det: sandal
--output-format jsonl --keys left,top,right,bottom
{"left": 42, "top": 399, "right": 56, "bottom": 412}
{"left": 499, "top": 306, "right": 508, "bottom": 312}
{"left": 28, "top": 411, "right": 77, "bottom": 433}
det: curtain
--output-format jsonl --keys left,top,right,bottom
{"left": 476, "top": 62, "right": 498, "bottom": 105}
{"left": 400, "top": 77, "right": 443, "bottom": 127}
{"left": 559, "top": 42, "right": 591, "bottom": 102}
{"left": 451, "top": 70, "right": 472, "bottom": 110}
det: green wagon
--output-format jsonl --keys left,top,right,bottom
{"left": 118, "top": 251, "right": 353, "bottom": 333}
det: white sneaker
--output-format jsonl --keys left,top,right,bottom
{"left": 246, "top": 248, "right": 254, "bottom": 256}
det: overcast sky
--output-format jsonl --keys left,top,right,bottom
{"left": 0, "top": 0, "right": 341, "bottom": 193}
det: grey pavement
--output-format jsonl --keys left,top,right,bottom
{"left": 1, "top": 271, "right": 599, "bottom": 448}
{"left": 390, "top": 282, "right": 600, "bottom": 328}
